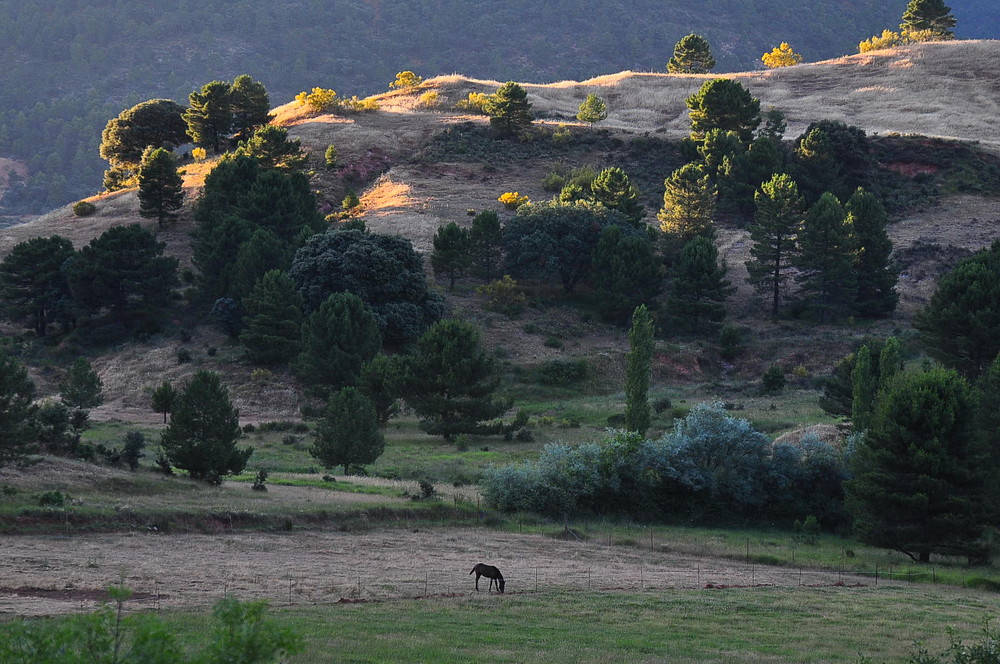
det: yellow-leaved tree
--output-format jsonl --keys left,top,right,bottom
{"left": 859, "top": 29, "right": 906, "bottom": 52}
{"left": 390, "top": 71, "right": 423, "bottom": 89}
{"left": 761, "top": 43, "right": 803, "bottom": 69}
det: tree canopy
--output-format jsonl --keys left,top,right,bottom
{"left": 686, "top": 79, "right": 761, "bottom": 144}
{"left": 310, "top": 387, "right": 385, "bottom": 474}
{"left": 483, "top": 82, "right": 533, "bottom": 136}
{"left": 576, "top": 93, "right": 608, "bottom": 125}
{"left": 99, "top": 99, "right": 188, "bottom": 189}
{"left": 137, "top": 146, "right": 184, "bottom": 228}
{"left": 746, "top": 174, "right": 804, "bottom": 316}
{"left": 667, "top": 34, "right": 715, "bottom": 74}
{"left": 0, "top": 351, "right": 38, "bottom": 468}
{"left": 0, "top": 235, "right": 74, "bottom": 337}
{"left": 901, "top": 0, "right": 956, "bottom": 39}
{"left": 289, "top": 229, "right": 444, "bottom": 344}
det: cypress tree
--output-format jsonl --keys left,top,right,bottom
{"left": 795, "top": 192, "right": 856, "bottom": 322}
{"left": 667, "top": 236, "right": 734, "bottom": 332}
{"left": 851, "top": 345, "right": 877, "bottom": 432}
{"left": 746, "top": 174, "right": 804, "bottom": 317}
{"left": 431, "top": 222, "right": 472, "bottom": 290}
{"left": 846, "top": 188, "right": 898, "bottom": 317}
{"left": 311, "top": 387, "right": 385, "bottom": 475}
{"left": 878, "top": 336, "right": 901, "bottom": 392}
{"left": 624, "top": 305, "right": 654, "bottom": 435}
{"left": 293, "top": 292, "right": 382, "bottom": 396}
{"left": 667, "top": 34, "right": 716, "bottom": 74}
{"left": 399, "top": 319, "right": 510, "bottom": 441}
{"left": 137, "top": 147, "right": 184, "bottom": 228}
{"left": 240, "top": 270, "right": 304, "bottom": 365}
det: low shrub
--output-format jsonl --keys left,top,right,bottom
{"left": 72, "top": 200, "right": 96, "bottom": 217}
{"left": 534, "top": 358, "right": 588, "bottom": 386}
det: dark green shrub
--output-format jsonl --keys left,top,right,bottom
{"left": 176, "top": 348, "right": 192, "bottom": 364}
{"left": 720, "top": 324, "right": 744, "bottom": 360}
{"left": 72, "top": 200, "right": 97, "bottom": 217}
{"left": 762, "top": 365, "right": 785, "bottom": 394}
{"left": 534, "top": 359, "right": 588, "bottom": 386}
{"left": 542, "top": 171, "right": 566, "bottom": 192}
{"left": 252, "top": 468, "right": 268, "bottom": 491}
{"left": 38, "top": 490, "right": 66, "bottom": 507}
{"left": 543, "top": 336, "right": 563, "bottom": 349}
{"left": 653, "top": 397, "right": 673, "bottom": 414}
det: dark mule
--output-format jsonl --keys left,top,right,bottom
{"left": 470, "top": 563, "right": 505, "bottom": 593}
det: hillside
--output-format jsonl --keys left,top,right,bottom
{"left": 0, "top": 0, "right": 960, "bottom": 218}
{"left": 3, "top": 40, "right": 998, "bottom": 424}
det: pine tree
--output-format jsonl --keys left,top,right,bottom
{"left": 60, "top": 357, "right": 103, "bottom": 410}
{"left": 667, "top": 34, "right": 716, "bottom": 74}
{"left": 159, "top": 371, "right": 251, "bottom": 482}
{"left": 483, "top": 82, "right": 533, "bottom": 137}
{"left": 916, "top": 241, "right": 1000, "bottom": 380}
{"left": 0, "top": 235, "right": 74, "bottom": 336}
{"left": 293, "top": 292, "right": 382, "bottom": 396}
{"left": 233, "top": 126, "right": 306, "bottom": 171}
{"left": 184, "top": 80, "right": 233, "bottom": 153}
{"left": 469, "top": 210, "right": 504, "bottom": 279}
{"left": 228, "top": 74, "right": 272, "bottom": 143}
{"left": 431, "top": 222, "right": 472, "bottom": 290}
{"left": 99, "top": 99, "right": 188, "bottom": 187}
{"left": 137, "top": 147, "right": 184, "bottom": 228}
{"left": 311, "top": 387, "right": 384, "bottom": 474}
{"left": 229, "top": 228, "right": 293, "bottom": 302}
{"left": 151, "top": 380, "right": 176, "bottom": 424}
{"left": 658, "top": 163, "right": 717, "bottom": 246}
{"left": 846, "top": 188, "right": 898, "bottom": 317}
{"left": 624, "top": 305, "right": 654, "bottom": 436}
{"left": 240, "top": 270, "right": 304, "bottom": 365}
{"left": 794, "top": 192, "right": 856, "bottom": 322}
{"left": 846, "top": 368, "right": 991, "bottom": 562}
{"left": 901, "top": 0, "right": 956, "bottom": 39}
{"left": 591, "top": 167, "right": 643, "bottom": 223}
{"left": 399, "top": 319, "right": 511, "bottom": 441}
{"left": 0, "top": 351, "right": 38, "bottom": 468}
{"left": 686, "top": 79, "right": 761, "bottom": 144}
{"left": 667, "top": 236, "right": 734, "bottom": 332}
{"left": 746, "top": 174, "right": 804, "bottom": 316}
{"left": 358, "top": 355, "right": 403, "bottom": 424}
{"left": 576, "top": 93, "right": 607, "bottom": 125}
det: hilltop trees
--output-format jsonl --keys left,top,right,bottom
{"left": 761, "top": 42, "right": 804, "bottom": 68}
{"left": 159, "top": 371, "right": 251, "bottom": 482}
{"left": 184, "top": 80, "right": 233, "bottom": 153}
{"left": 137, "top": 147, "right": 184, "bottom": 228}
{"left": 99, "top": 99, "right": 188, "bottom": 191}
{"left": 686, "top": 79, "right": 761, "bottom": 144}
{"left": 228, "top": 74, "right": 272, "bottom": 142}
{"left": 668, "top": 34, "right": 715, "bottom": 74}
{"left": 483, "top": 82, "right": 533, "bottom": 136}
{"left": 746, "top": 174, "right": 804, "bottom": 316}
{"left": 901, "top": 0, "right": 956, "bottom": 40}
{"left": 0, "top": 235, "right": 74, "bottom": 337}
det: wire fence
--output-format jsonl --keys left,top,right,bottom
{"left": 115, "top": 561, "right": 932, "bottom": 612}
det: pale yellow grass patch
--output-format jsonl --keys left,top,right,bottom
{"left": 360, "top": 174, "right": 420, "bottom": 213}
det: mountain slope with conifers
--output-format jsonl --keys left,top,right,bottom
{"left": 3, "top": 39, "right": 998, "bottom": 422}
{"left": 6, "top": 0, "right": 998, "bottom": 217}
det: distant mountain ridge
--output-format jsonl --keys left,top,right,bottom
{"left": 1, "top": 0, "right": 995, "bottom": 216}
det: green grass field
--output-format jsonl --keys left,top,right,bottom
{"left": 155, "top": 585, "right": 999, "bottom": 663}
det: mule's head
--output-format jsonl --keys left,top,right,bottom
{"left": 498, "top": 578, "right": 506, "bottom": 593}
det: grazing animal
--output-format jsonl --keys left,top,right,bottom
{"left": 470, "top": 563, "right": 505, "bottom": 593}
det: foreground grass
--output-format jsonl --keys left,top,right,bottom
{"left": 159, "top": 585, "right": 997, "bottom": 663}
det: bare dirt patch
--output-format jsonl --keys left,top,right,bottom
{"left": 0, "top": 528, "right": 872, "bottom": 617}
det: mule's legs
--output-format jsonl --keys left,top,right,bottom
{"left": 475, "top": 572, "right": 481, "bottom": 591}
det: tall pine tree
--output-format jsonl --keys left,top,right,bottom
{"left": 795, "top": 192, "right": 856, "bottom": 322}
{"left": 846, "top": 188, "right": 898, "bottom": 317}
{"left": 901, "top": 0, "right": 956, "bottom": 39}
{"left": 668, "top": 236, "right": 734, "bottom": 332}
{"left": 431, "top": 222, "right": 472, "bottom": 290}
{"left": 667, "top": 34, "right": 716, "bottom": 74}
{"left": 658, "top": 163, "right": 717, "bottom": 250}
{"left": 184, "top": 80, "right": 233, "bottom": 153}
{"left": 240, "top": 270, "right": 304, "bottom": 365}
{"left": 746, "top": 174, "right": 804, "bottom": 317}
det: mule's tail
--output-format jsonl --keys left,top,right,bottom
{"left": 470, "top": 565, "right": 478, "bottom": 575}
